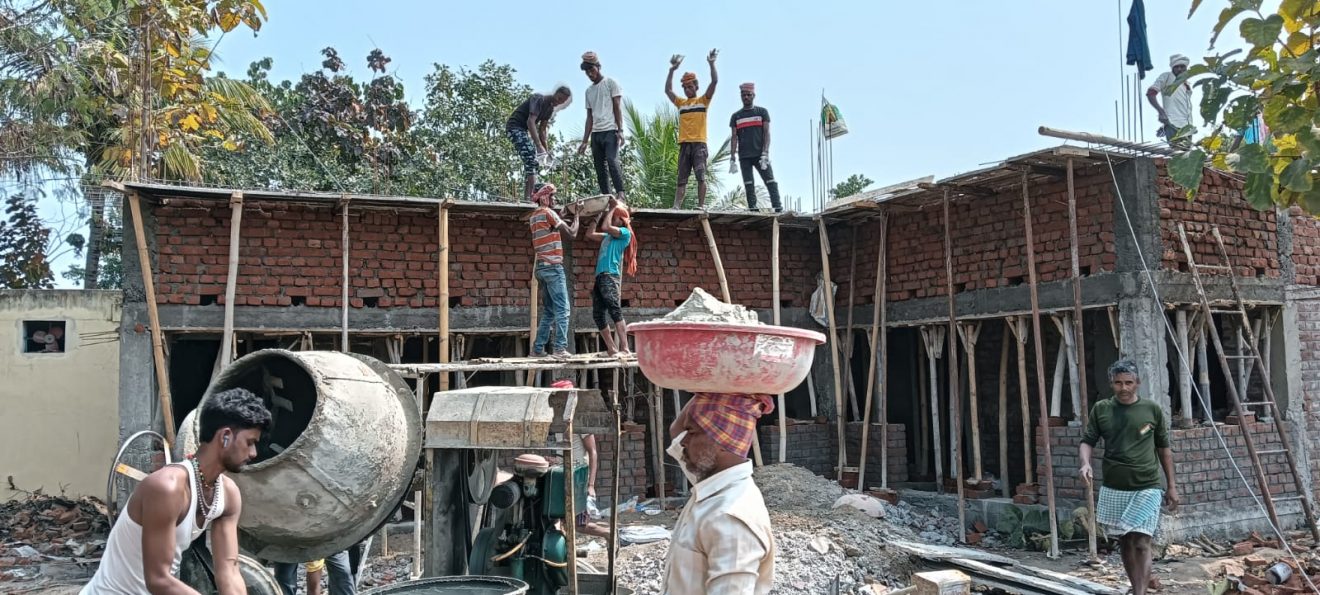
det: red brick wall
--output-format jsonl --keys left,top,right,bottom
{"left": 1039, "top": 424, "right": 1298, "bottom": 505}
{"left": 1292, "top": 207, "right": 1320, "bottom": 285}
{"left": 151, "top": 200, "right": 820, "bottom": 310}
{"left": 1156, "top": 165, "right": 1279, "bottom": 277}
{"left": 832, "top": 169, "right": 1116, "bottom": 305}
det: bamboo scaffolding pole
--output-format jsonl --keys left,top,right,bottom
{"left": 607, "top": 369, "right": 622, "bottom": 594}
{"left": 818, "top": 218, "right": 848, "bottom": 480}
{"left": 438, "top": 204, "right": 451, "bottom": 391}
{"left": 1049, "top": 315, "right": 1082, "bottom": 419}
{"left": 917, "top": 336, "right": 930, "bottom": 476}
{"left": 651, "top": 384, "right": 668, "bottom": 510}
{"left": 701, "top": 215, "right": 732, "bottom": 303}
{"left": 341, "top": 199, "right": 350, "bottom": 351}
{"left": 220, "top": 192, "right": 243, "bottom": 368}
{"left": 127, "top": 190, "right": 175, "bottom": 445}
{"left": 957, "top": 322, "right": 983, "bottom": 482}
{"left": 996, "top": 327, "right": 1011, "bottom": 497}
{"left": 859, "top": 213, "right": 887, "bottom": 490}
{"left": 1065, "top": 156, "right": 1098, "bottom": 560}
{"left": 773, "top": 218, "right": 787, "bottom": 463}
{"left": 844, "top": 225, "right": 861, "bottom": 421}
{"left": 943, "top": 189, "right": 966, "bottom": 541}
{"left": 1176, "top": 309, "right": 1194, "bottom": 428}
{"left": 1049, "top": 338, "right": 1066, "bottom": 418}
{"left": 1022, "top": 172, "right": 1060, "bottom": 558}
{"left": 920, "top": 325, "right": 946, "bottom": 489}
{"left": 527, "top": 255, "right": 539, "bottom": 387}
{"left": 564, "top": 409, "right": 579, "bottom": 595}
{"left": 1008, "top": 316, "right": 1033, "bottom": 485}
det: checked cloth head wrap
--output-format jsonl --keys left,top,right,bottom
{"left": 688, "top": 393, "right": 775, "bottom": 457}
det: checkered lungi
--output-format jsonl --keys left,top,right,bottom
{"left": 1096, "top": 486, "right": 1163, "bottom": 536}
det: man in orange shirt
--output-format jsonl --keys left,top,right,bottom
{"left": 665, "top": 49, "right": 718, "bottom": 209}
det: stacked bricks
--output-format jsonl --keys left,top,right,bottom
{"left": 841, "top": 422, "right": 909, "bottom": 486}
{"left": 1155, "top": 164, "right": 1279, "bottom": 278}
{"left": 151, "top": 200, "right": 821, "bottom": 309}
{"left": 756, "top": 421, "right": 835, "bottom": 477}
{"left": 831, "top": 167, "right": 1117, "bottom": 305}
{"left": 1292, "top": 206, "right": 1320, "bottom": 285}
{"left": 1037, "top": 424, "right": 1298, "bottom": 506}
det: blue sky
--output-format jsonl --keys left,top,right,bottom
{"left": 206, "top": 0, "right": 1229, "bottom": 205}
{"left": 40, "top": 1, "right": 1243, "bottom": 285}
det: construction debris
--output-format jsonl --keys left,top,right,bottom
{"left": 890, "top": 540, "right": 1121, "bottom": 595}
{"left": 0, "top": 495, "right": 109, "bottom": 586}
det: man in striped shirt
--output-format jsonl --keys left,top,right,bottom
{"left": 729, "top": 82, "right": 781, "bottom": 212}
{"left": 528, "top": 184, "right": 579, "bottom": 358}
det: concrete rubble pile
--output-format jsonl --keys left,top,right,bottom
{"left": 0, "top": 494, "right": 110, "bottom": 585}
{"left": 611, "top": 463, "right": 955, "bottom": 594}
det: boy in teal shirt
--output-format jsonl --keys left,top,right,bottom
{"left": 588, "top": 200, "right": 633, "bottom": 355}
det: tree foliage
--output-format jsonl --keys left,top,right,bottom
{"left": 0, "top": 194, "right": 54, "bottom": 288}
{"left": 831, "top": 173, "right": 874, "bottom": 199}
{"left": 1171, "top": 0, "right": 1320, "bottom": 212}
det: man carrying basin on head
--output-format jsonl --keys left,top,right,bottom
{"left": 663, "top": 393, "right": 775, "bottom": 594}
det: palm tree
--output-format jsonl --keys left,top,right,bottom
{"left": 623, "top": 101, "right": 731, "bottom": 209}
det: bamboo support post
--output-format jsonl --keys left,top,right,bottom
{"left": 1197, "top": 323, "right": 1210, "bottom": 421}
{"left": 843, "top": 225, "right": 861, "bottom": 421}
{"left": 773, "top": 218, "right": 787, "bottom": 463}
{"left": 859, "top": 214, "right": 887, "bottom": 490}
{"left": 1049, "top": 338, "right": 1066, "bottom": 417}
{"left": 1065, "top": 157, "right": 1099, "bottom": 560}
{"left": 438, "top": 204, "right": 451, "bottom": 391}
{"left": 527, "top": 256, "right": 539, "bottom": 387}
{"left": 957, "top": 322, "right": 983, "bottom": 482}
{"left": 1049, "top": 315, "right": 1082, "bottom": 419}
{"left": 942, "top": 190, "right": 966, "bottom": 540}
{"left": 564, "top": 412, "right": 579, "bottom": 595}
{"left": 607, "top": 369, "right": 622, "bottom": 594}
{"left": 919, "top": 326, "right": 946, "bottom": 488}
{"left": 700, "top": 215, "right": 731, "bottom": 303}
{"left": 220, "top": 192, "right": 243, "bottom": 367}
{"left": 127, "top": 190, "right": 175, "bottom": 445}
{"left": 817, "top": 218, "right": 848, "bottom": 480}
{"left": 1008, "top": 316, "right": 1033, "bottom": 485}
{"left": 996, "top": 327, "right": 1011, "bottom": 497}
{"left": 916, "top": 338, "right": 930, "bottom": 476}
{"left": 1022, "top": 172, "right": 1060, "bottom": 558}
{"left": 651, "top": 384, "right": 667, "bottom": 509}
{"left": 1175, "top": 310, "right": 1194, "bottom": 427}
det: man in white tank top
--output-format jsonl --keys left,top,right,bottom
{"left": 82, "top": 388, "right": 272, "bottom": 595}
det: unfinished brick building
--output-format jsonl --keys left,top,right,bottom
{"left": 112, "top": 144, "right": 1320, "bottom": 542}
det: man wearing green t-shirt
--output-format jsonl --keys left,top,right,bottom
{"left": 1080, "top": 359, "right": 1179, "bottom": 595}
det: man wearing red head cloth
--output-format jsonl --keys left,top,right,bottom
{"left": 662, "top": 393, "right": 775, "bottom": 594}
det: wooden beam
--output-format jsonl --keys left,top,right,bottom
{"left": 817, "top": 218, "right": 848, "bottom": 480}
{"left": 700, "top": 214, "right": 732, "bottom": 303}
{"left": 1022, "top": 172, "right": 1060, "bottom": 558}
{"left": 127, "top": 190, "right": 175, "bottom": 445}
{"left": 844, "top": 225, "right": 861, "bottom": 421}
{"left": 996, "top": 324, "right": 1011, "bottom": 497}
{"left": 773, "top": 218, "right": 787, "bottom": 463}
{"left": 859, "top": 213, "right": 887, "bottom": 490}
{"left": 220, "top": 192, "right": 243, "bottom": 368}
{"left": 943, "top": 189, "right": 966, "bottom": 541}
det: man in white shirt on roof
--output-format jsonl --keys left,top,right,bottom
{"left": 1147, "top": 54, "right": 1193, "bottom": 148}
{"left": 663, "top": 393, "right": 775, "bottom": 594}
{"left": 578, "top": 51, "right": 627, "bottom": 202}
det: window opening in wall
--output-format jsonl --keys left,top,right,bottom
{"left": 363, "top": 297, "right": 380, "bottom": 308}
{"left": 23, "top": 321, "right": 66, "bottom": 353}
{"left": 199, "top": 293, "right": 219, "bottom": 306}
{"left": 291, "top": 295, "right": 307, "bottom": 306}
{"left": 449, "top": 297, "right": 462, "bottom": 308}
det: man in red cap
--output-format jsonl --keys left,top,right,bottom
{"left": 664, "top": 49, "right": 719, "bottom": 209}
{"left": 577, "top": 51, "right": 627, "bottom": 202}
{"left": 663, "top": 393, "right": 775, "bottom": 594}
{"left": 528, "top": 184, "right": 579, "bottom": 358}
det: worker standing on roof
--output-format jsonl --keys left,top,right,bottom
{"left": 1080, "top": 359, "right": 1179, "bottom": 595}
{"left": 663, "top": 393, "right": 775, "bottom": 594}
{"left": 1146, "top": 54, "right": 1193, "bottom": 148}
{"left": 578, "top": 52, "right": 627, "bottom": 202}
{"left": 529, "top": 184, "right": 579, "bottom": 359}
{"left": 586, "top": 198, "right": 635, "bottom": 355}
{"left": 729, "top": 82, "right": 782, "bottom": 213}
{"left": 507, "top": 85, "right": 573, "bottom": 201}
{"left": 666, "top": 49, "right": 719, "bottom": 210}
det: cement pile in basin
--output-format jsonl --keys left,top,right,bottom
{"left": 660, "top": 287, "right": 760, "bottom": 324}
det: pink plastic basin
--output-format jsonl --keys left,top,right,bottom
{"left": 629, "top": 321, "right": 826, "bottom": 394}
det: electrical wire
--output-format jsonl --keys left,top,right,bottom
{"left": 1103, "top": 151, "right": 1320, "bottom": 595}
